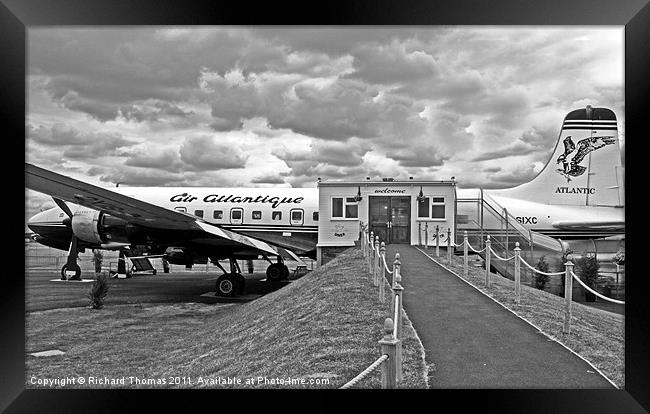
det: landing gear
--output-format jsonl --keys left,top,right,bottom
{"left": 215, "top": 273, "right": 237, "bottom": 296}
{"left": 266, "top": 263, "right": 289, "bottom": 282}
{"left": 214, "top": 258, "right": 246, "bottom": 297}
{"left": 60, "top": 263, "right": 81, "bottom": 280}
{"left": 62, "top": 235, "right": 82, "bottom": 280}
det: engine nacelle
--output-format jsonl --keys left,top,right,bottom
{"left": 71, "top": 210, "right": 134, "bottom": 244}
{"left": 71, "top": 210, "right": 104, "bottom": 244}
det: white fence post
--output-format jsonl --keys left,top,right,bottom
{"left": 379, "top": 318, "right": 399, "bottom": 389}
{"left": 485, "top": 235, "right": 491, "bottom": 288}
{"left": 374, "top": 236, "right": 380, "bottom": 287}
{"left": 392, "top": 260, "right": 404, "bottom": 383}
{"left": 447, "top": 228, "right": 452, "bottom": 264}
{"left": 463, "top": 231, "right": 468, "bottom": 277}
{"left": 393, "top": 253, "right": 401, "bottom": 289}
{"left": 563, "top": 256, "right": 574, "bottom": 335}
{"left": 514, "top": 242, "right": 521, "bottom": 304}
{"left": 369, "top": 231, "right": 374, "bottom": 275}
{"left": 424, "top": 223, "right": 428, "bottom": 249}
{"left": 435, "top": 225, "right": 440, "bottom": 257}
{"left": 379, "top": 242, "right": 386, "bottom": 303}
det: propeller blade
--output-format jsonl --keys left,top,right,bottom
{"left": 52, "top": 197, "right": 73, "bottom": 218}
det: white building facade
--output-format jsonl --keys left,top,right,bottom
{"left": 317, "top": 179, "right": 457, "bottom": 265}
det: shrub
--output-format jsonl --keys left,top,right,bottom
{"left": 574, "top": 253, "right": 599, "bottom": 302}
{"left": 575, "top": 254, "right": 599, "bottom": 287}
{"left": 92, "top": 249, "right": 104, "bottom": 273}
{"left": 534, "top": 256, "right": 550, "bottom": 290}
{"left": 88, "top": 273, "right": 109, "bottom": 309}
{"left": 613, "top": 249, "right": 625, "bottom": 266}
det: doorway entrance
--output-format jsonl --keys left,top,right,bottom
{"left": 369, "top": 196, "right": 411, "bottom": 244}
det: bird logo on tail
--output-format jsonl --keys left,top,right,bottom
{"left": 555, "top": 135, "right": 616, "bottom": 182}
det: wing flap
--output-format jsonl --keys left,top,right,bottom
{"left": 194, "top": 221, "right": 278, "bottom": 256}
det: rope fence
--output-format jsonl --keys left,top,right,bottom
{"left": 339, "top": 224, "right": 405, "bottom": 389}
{"left": 437, "top": 230, "right": 625, "bottom": 334}
{"left": 339, "top": 354, "right": 389, "bottom": 389}
{"left": 570, "top": 270, "right": 625, "bottom": 305}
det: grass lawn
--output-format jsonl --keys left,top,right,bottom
{"left": 420, "top": 249, "right": 624, "bottom": 388}
{"left": 26, "top": 248, "right": 428, "bottom": 389}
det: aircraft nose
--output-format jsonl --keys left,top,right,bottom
{"left": 27, "top": 210, "right": 48, "bottom": 231}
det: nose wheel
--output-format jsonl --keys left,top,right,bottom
{"left": 60, "top": 263, "right": 81, "bottom": 280}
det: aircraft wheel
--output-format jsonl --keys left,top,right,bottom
{"left": 61, "top": 263, "right": 81, "bottom": 281}
{"left": 216, "top": 273, "right": 238, "bottom": 297}
{"left": 152, "top": 269, "right": 157, "bottom": 275}
{"left": 266, "top": 263, "right": 285, "bottom": 282}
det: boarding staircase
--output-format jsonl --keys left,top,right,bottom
{"left": 455, "top": 189, "right": 625, "bottom": 299}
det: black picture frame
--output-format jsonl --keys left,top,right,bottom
{"left": 4, "top": 0, "right": 648, "bottom": 412}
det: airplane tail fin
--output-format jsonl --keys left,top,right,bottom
{"left": 493, "top": 106, "right": 623, "bottom": 207}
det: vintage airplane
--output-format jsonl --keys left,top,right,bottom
{"left": 26, "top": 106, "right": 623, "bottom": 296}
{"left": 26, "top": 167, "right": 319, "bottom": 296}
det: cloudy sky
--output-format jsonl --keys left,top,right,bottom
{"left": 25, "top": 26, "right": 624, "bottom": 217}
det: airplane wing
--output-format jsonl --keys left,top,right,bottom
{"left": 25, "top": 163, "right": 280, "bottom": 256}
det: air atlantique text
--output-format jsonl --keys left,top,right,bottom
{"left": 170, "top": 193, "right": 304, "bottom": 209}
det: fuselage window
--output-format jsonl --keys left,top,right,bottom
{"left": 252, "top": 211, "right": 262, "bottom": 220}
{"left": 313, "top": 211, "right": 319, "bottom": 221}
{"left": 272, "top": 211, "right": 282, "bottom": 221}
{"left": 194, "top": 209, "right": 204, "bottom": 218}
{"left": 231, "top": 208, "right": 243, "bottom": 224}
{"left": 213, "top": 210, "right": 223, "bottom": 220}
{"left": 290, "top": 209, "right": 304, "bottom": 226}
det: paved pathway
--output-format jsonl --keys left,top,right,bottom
{"left": 385, "top": 245, "right": 613, "bottom": 388}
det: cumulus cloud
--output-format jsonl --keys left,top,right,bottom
{"left": 26, "top": 26, "right": 624, "bottom": 191}
{"left": 124, "top": 147, "right": 185, "bottom": 172}
{"left": 27, "top": 123, "right": 137, "bottom": 162}
{"left": 179, "top": 135, "right": 249, "bottom": 170}
{"left": 251, "top": 174, "right": 286, "bottom": 184}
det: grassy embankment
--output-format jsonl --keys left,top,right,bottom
{"left": 420, "top": 249, "right": 624, "bottom": 388}
{"left": 26, "top": 248, "right": 428, "bottom": 389}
